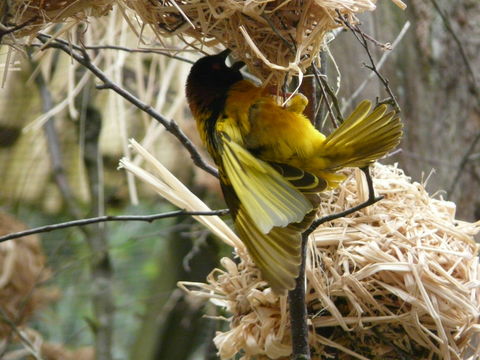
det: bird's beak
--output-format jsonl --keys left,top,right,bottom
{"left": 218, "top": 48, "right": 245, "bottom": 70}
{"left": 218, "top": 48, "right": 231, "bottom": 60}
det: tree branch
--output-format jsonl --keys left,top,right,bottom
{"left": 32, "top": 59, "right": 85, "bottom": 219}
{"left": 288, "top": 233, "right": 310, "bottom": 360}
{"left": 447, "top": 131, "right": 480, "bottom": 198}
{"left": 311, "top": 63, "right": 342, "bottom": 128}
{"left": 337, "top": 12, "right": 401, "bottom": 113}
{"left": 79, "top": 44, "right": 195, "bottom": 65}
{"left": 305, "top": 167, "right": 382, "bottom": 237}
{"left": 342, "top": 21, "right": 410, "bottom": 112}
{"left": 82, "top": 104, "right": 114, "bottom": 360}
{"left": 0, "top": 210, "right": 229, "bottom": 243}
{"left": 0, "top": 16, "right": 38, "bottom": 43}
{"left": 35, "top": 33, "right": 218, "bottom": 178}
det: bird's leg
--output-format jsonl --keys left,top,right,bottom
{"left": 285, "top": 93, "right": 309, "bottom": 114}
{"left": 305, "top": 166, "right": 382, "bottom": 236}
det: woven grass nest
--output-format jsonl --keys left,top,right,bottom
{"left": 6, "top": 0, "right": 404, "bottom": 84}
{"left": 180, "top": 163, "right": 480, "bottom": 360}
{"left": 123, "top": 0, "right": 405, "bottom": 85}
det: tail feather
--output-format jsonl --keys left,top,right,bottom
{"left": 319, "top": 101, "right": 402, "bottom": 170}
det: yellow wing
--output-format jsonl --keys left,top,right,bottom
{"left": 234, "top": 208, "right": 303, "bottom": 293}
{"left": 216, "top": 131, "right": 324, "bottom": 294}
{"left": 219, "top": 133, "right": 313, "bottom": 234}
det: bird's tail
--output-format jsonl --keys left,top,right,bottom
{"left": 318, "top": 100, "right": 403, "bottom": 171}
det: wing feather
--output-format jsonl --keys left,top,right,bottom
{"left": 219, "top": 133, "right": 312, "bottom": 234}
{"left": 235, "top": 207, "right": 301, "bottom": 293}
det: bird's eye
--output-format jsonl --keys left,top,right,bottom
{"left": 211, "top": 62, "right": 222, "bottom": 70}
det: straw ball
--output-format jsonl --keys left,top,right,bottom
{"left": 122, "top": 0, "right": 405, "bottom": 85}
{"left": 0, "top": 213, "right": 59, "bottom": 338}
{"left": 182, "top": 163, "right": 480, "bottom": 360}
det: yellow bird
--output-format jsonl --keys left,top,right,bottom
{"left": 186, "top": 49, "right": 402, "bottom": 293}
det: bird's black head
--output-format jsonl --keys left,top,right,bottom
{"left": 186, "top": 49, "right": 245, "bottom": 116}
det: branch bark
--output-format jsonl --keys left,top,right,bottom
{"left": 0, "top": 210, "right": 228, "bottom": 243}
{"left": 35, "top": 33, "right": 218, "bottom": 178}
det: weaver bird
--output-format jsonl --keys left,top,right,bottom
{"left": 186, "top": 49, "right": 402, "bottom": 294}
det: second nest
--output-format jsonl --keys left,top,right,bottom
{"left": 183, "top": 163, "right": 480, "bottom": 360}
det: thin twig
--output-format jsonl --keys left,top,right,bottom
{"left": 312, "top": 63, "right": 343, "bottom": 127}
{"left": 0, "top": 16, "right": 39, "bottom": 43}
{"left": 342, "top": 21, "right": 410, "bottom": 112}
{"left": 313, "top": 51, "right": 328, "bottom": 129}
{"left": 0, "top": 210, "right": 229, "bottom": 243}
{"left": 337, "top": 12, "right": 401, "bottom": 113}
{"left": 312, "top": 68, "right": 337, "bottom": 128}
{"left": 78, "top": 44, "right": 195, "bottom": 64}
{"left": 261, "top": 14, "right": 296, "bottom": 54}
{"left": 35, "top": 33, "right": 218, "bottom": 178}
{"left": 305, "top": 167, "right": 382, "bottom": 237}
{"left": 82, "top": 102, "right": 114, "bottom": 360}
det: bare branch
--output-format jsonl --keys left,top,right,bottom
{"left": 305, "top": 167, "right": 382, "bottom": 237}
{"left": 0, "top": 210, "right": 229, "bottom": 243}
{"left": 311, "top": 63, "right": 343, "bottom": 127}
{"left": 35, "top": 33, "right": 219, "bottom": 178}
{"left": 0, "top": 16, "right": 39, "bottom": 43}
{"left": 337, "top": 12, "right": 401, "bottom": 113}
{"left": 342, "top": 21, "right": 410, "bottom": 112}
{"left": 32, "top": 59, "right": 85, "bottom": 219}
{"left": 82, "top": 102, "right": 114, "bottom": 360}
{"left": 77, "top": 44, "right": 195, "bottom": 65}
{"left": 288, "top": 233, "right": 310, "bottom": 360}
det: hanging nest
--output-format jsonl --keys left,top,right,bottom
{"left": 181, "top": 163, "right": 480, "bottom": 360}
{"left": 123, "top": 0, "right": 405, "bottom": 85}
{"left": 0, "top": 213, "right": 59, "bottom": 339}
{"left": 4, "top": 0, "right": 405, "bottom": 85}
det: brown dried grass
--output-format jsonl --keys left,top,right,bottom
{"left": 181, "top": 164, "right": 480, "bottom": 360}
{"left": 0, "top": 213, "right": 59, "bottom": 338}
{"left": 123, "top": 140, "right": 480, "bottom": 359}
